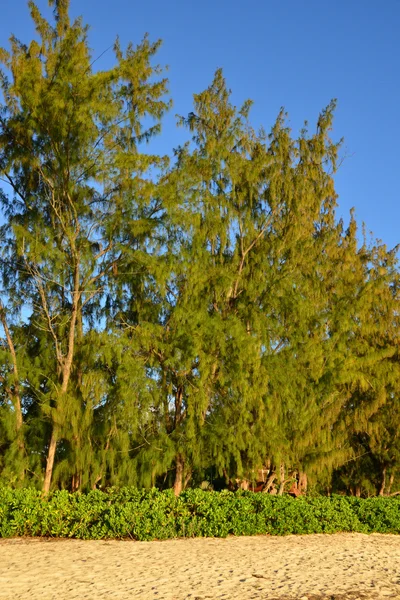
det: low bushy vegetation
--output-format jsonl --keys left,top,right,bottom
{"left": 1, "top": 487, "right": 400, "bottom": 541}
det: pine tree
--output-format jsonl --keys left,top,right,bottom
{"left": 0, "top": 0, "right": 169, "bottom": 491}
{"left": 332, "top": 239, "right": 400, "bottom": 495}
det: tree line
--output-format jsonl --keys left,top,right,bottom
{"left": 0, "top": 0, "right": 399, "bottom": 496}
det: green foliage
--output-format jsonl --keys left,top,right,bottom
{"left": 0, "top": 1, "right": 399, "bottom": 497}
{"left": 1, "top": 487, "right": 400, "bottom": 540}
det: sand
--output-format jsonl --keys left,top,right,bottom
{"left": 0, "top": 533, "right": 399, "bottom": 599}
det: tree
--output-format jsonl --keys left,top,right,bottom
{"left": 0, "top": 0, "right": 169, "bottom": 491}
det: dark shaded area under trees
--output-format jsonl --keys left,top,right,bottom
{"left": 0, "top": 1, "right": 399, "bottom": 498}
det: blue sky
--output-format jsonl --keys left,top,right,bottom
{"left": 1, "top": 0, "right": 399, "bottom": 249}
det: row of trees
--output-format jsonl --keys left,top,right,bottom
{"left": 0, "top": 1, "right": 399, "bottom": 496}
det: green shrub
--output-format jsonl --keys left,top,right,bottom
{"left": 0, "top": 487, "right": 399, "bottom": 541}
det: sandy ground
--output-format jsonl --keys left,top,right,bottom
{"left": 0, "top": 533, "right": 400, "bottom": 599}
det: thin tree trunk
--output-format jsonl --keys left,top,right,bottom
{"left": 299, "top": 472, "right": 308, "bottom": 493}
{"left": 71, "top": 472, "right": 81, "bottom": 492}
{"left": 387, "top": 472, "right": 395, "bottom": 495}
{"left": 183, "top": 466, "right": 192, "bottom": 490}
{"left": 278, "top": 463, "right": 286, "bottom": 496}
{"left": 76, "top": 296, "right": 83, "bottom": 389}
{"left": 92, "top": 475, "right": 102, "bottom": 490}
{"left": 172, "top": 383, "right": 185, "bottom": 496}
{"left": 173, "top": 385, "right": 183, "bottom": 429}
{"left": 151, "top": 466, "right": 157, "bottom": 488}
{"left": 262, "top": 471, "right": 277, "bottom": 493}
{"left": 379, "top": 466, "right": 387, "bottom": 496}
{"left": 173, "top": 454, "right": 184, "bottom": 496}
{"left": 43, "top": 427, "right": 58, "bottom": 494}
{"left": 237, "top": 479, "right": 249, "bottom": 490}
{"left": 42, "top": 262, "right": 80, "bottom": 493}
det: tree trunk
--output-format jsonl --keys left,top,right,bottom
{"left": 387, "top": 472, "right": 395, "bottom": 495}
{"left": 43, "top": 427, "right": 58, "bottom": 494}
{"left": 299, "top": 472, "right": 308, "bottom": 493}
{"left": 42, "top": 264, "right": 80, "bottom": 493}
{"left": 71, "top": 472, "right": 81, "bottom": 492}
{"left": 278, "top": 463, "right": 285, "bottom": 496}
{"left": 173, "top": 454, "right": 184, "bottom": 496}
{"left": 379, "top": 466, "right": 387, "bottom": 496}
{"left": 237, "top": 479, "right": 249, "bottom": 490}
{"left": 183, "top": 466, "right": 192, "bottom": 491}
{"left": 262, "top": 471, "right": 277, "bottom": 493}
{"left": 42, "top": 357, "right": 75, "bottom": 494}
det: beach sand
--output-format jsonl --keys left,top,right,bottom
{"left": 0, "top": 533, "right": 399, "bottom": 599}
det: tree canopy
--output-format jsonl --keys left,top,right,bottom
{"left": 0, "top": 0, "right": 399, "bottom": 496}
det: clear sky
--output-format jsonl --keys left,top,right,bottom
{"left": 1, "top": 0, "right": 399, "bottom": 249}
